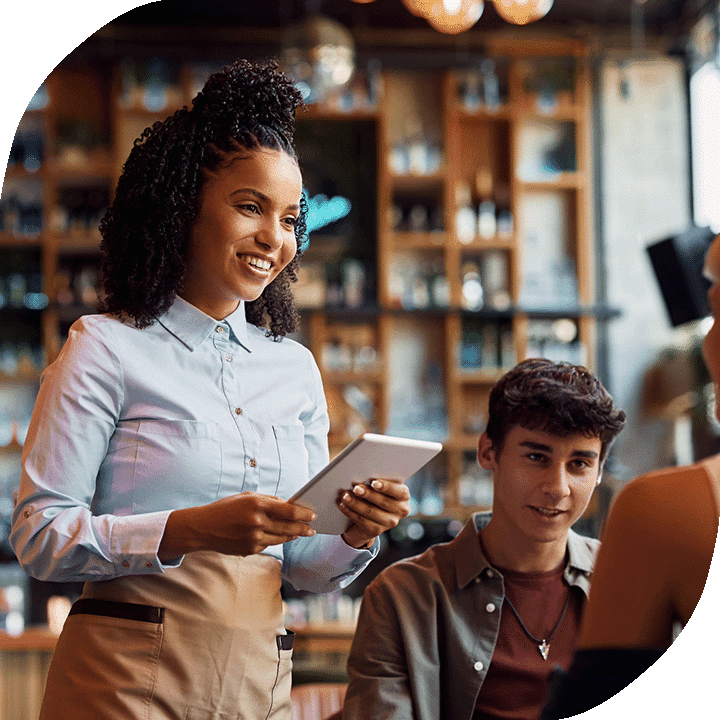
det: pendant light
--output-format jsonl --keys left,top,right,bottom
{"left": 492, "top": 0, "right": 554, "bottom": 25}
{"left": 402, "top": 0, "right": 439, "bottom": 17}
{"left": 425, "top": 0, "right": 484, "bottom": 34}
{"left": 280, "top": 14, "right": 356, "bottom": 103}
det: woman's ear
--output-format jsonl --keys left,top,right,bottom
{"left": 477, "top": 433, "right": 496, "bottom": 471}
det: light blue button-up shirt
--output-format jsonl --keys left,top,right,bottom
{"left": 11, "top": 297, "right": 376, "bottom": 592}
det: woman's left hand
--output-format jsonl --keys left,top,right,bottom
{"left": 339, "top": 479, "right": 410, "bottom": 549}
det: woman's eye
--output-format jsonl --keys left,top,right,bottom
{"left": 238, "top": 203, "right": 260, "bottom": 214}
{"left": 527, "top": 453, "right": 545, "bottom": 462}
{"left": 283, "top": 216, "right": 298, "bottom": 228}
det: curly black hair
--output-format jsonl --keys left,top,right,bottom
{"left": 485, "top": 358, "right": 626, "bottom": 463}
{"left": 98, "top": 59, "right": 307, "bottom": 337}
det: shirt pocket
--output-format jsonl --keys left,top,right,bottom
{"left": 128, "top": 419, "right": 222, "bottom": 513}
{"left": 271, "top": 424, "right": 309, "bottom": 499}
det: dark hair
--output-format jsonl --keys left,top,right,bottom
{"left": 485, "top": 358, "right": 626, "bottom": 463}
{"left": 98, "top": 59, "right": 307, "bottom": 337}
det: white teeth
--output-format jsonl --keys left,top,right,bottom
{"left": 240, "top": 255, "right": 271, "bottom": 271}
{"left": 533, "top": 507, "right": 562, "bottom": 516}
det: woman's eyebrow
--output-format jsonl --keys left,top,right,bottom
{"left": 229, "top": 188, "right": 299, "bottom": 211}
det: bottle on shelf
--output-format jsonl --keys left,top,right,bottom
{"left": 475, "top": 168, "right": 497, "bottom": 240}
{"left": 454, "top": 182, "right": 476, "bottom": 244}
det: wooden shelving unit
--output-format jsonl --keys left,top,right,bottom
{"left": 0, "top": 38, "right": 600, "bottom": 526}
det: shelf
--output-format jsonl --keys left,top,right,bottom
{"left": 454, "top": 235, "right": 516, "bottom": 250}
{"left": 391, "top": 231, "right": 446, "bottom": 248}
{"left": 517, "top": 172, "right": 584, "bottom": 190}
{"left": 2, "top": 166, "right": 45, "bottom": 180}
{"left": 389, "top": 171, "right": 445, "bottom": 193}
{"left": 0, "top": 370, "right": 42, "bottom": 384}
{"left": 0, "top": 234, "right": 42, "bottom": 248}
{"left": 514, "top": 107, "right": 581, "bottom": 122}
{"left": 298, "top": 106, "right": 380, "bottom": 121}
{"left": 323, "top": 370, "right": 384, "bottom": 384}
{"left": 452, "top": 367, "right": 506, "bottom": 384}
{"left": 46, "top": 159, "right": 115, "bottom": 182}
{"left": 452, "top": 105, "right": 511, "bottom": 121}
{"left": 53, "top": 232, "right": 102, "bottom": 253}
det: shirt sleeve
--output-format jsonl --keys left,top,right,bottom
{"left": 280, "top": 350, "right": 378, "bottom": 593}
{"left": 344, "top": 570, "right": 417, "bottom": 720}
{"left": 10, "top": 317, "right": 181, "bottom": 582}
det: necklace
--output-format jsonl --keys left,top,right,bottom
{"left": 503, "top": 590, "right": 572, "bottom": 661}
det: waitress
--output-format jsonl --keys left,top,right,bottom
{"left": 11, "top": 59, "right": 409, "bottom": 720}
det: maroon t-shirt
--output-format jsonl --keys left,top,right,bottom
{"left": 474, "top": 562, "right": 583, "bottom": 720}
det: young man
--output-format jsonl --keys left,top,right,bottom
{"left": 343, "top": 359, "right": 626, "bottom": 720}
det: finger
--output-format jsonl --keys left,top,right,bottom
{"left": 350, "top": 483, "right": 410, "bottom": 515}
{"left": 340, "top": 491, "right": 403, "bottom": 530}
{"left": 262, "top": 496, "right": 318, "bottom": 523}
{"left": 338, "top": 497, "right": 385, "bottom": 537}
{"left": 261, "top": 517, "right": 317, "bottom": 539}
{"left": 363, "top": 479, "right": 411, "bottom": 501}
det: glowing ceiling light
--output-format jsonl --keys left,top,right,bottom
{"left": 425, "top": 0, "right": 484, "bottom": 34}
{"left": 492, "top": 0, "right": 554, "bottom": 25}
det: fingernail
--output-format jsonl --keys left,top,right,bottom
{"left": 305, "top": 529, "right": 315, "bottom": 536}
{"left": 338, "top": 502, "right": 346, "bottom": 509}
{"left": 343, "top": 493, "right": 352, "bottom": 503}
{"left": 371, "top": 480, "right": 383, "bottom": 490}
{"left": 353, "top": 484, "right": 365, "bottom": 496}
{"left": 311, "top": 513, "right": 317, "bottom": 521}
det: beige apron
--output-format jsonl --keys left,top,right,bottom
{"left": 40, "top": 551, "right": 292, "bottom": 720}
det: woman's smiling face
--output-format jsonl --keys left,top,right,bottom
{"left": 181, "top": 147, "right": 303, "bottom": 320}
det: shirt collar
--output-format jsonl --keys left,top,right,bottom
{"left": 157, "top": 296, "right": 251, "bottom": 352}
{"left": 454, "top": 511, "right": 595, "bottom": 589}
{"left": 454, "top": 511, "right": 494, "bottom": 589}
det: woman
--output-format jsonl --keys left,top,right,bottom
{"left": 11, "top": 59, "right": 409, "bottom": 720}
{"left": 542, "top": 234, "right": 720, "bottom": 718}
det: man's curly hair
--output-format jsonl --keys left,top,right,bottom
{"left": 98, "top": 59, "right": 307, "bottom": 338}
{"left": 485, "top": 358, "right": 626, "bottom": 463}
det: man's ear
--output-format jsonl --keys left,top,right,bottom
{"left": 477, "top": 432, "right": 496, "bottom": 471}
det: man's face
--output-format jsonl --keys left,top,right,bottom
{"left": 478, "top": 425, "right": 603, "bottom": 547}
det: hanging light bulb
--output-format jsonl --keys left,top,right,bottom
{"left": 492, "top": 0, "right": 553, "bottom": 25}
{"left": 280, "top": 15, "right": 356, "bottom": 104}
{"left": 425, "top": 0, "right": 484, "bottom": 34}
{"left": 402, "top": 0, "right": 439, "bottom": 17}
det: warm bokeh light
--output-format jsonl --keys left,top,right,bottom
{"left": 425, "top": 0, "right": 484, "bottom": 34}
{"left": 401, "top": 0, "right": 440, "bottom": 17}
{"left": 492, "top": 0, "right": 554, "bottom": 25}
{"left": 349, "top": 0, "right": 378, "bottom": 3}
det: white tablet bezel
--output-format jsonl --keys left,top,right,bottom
{"left": 289, "top": 433, "right": 443, "bottom": 535}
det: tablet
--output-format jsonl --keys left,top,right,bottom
{"left": 289, "top": 433, "right": 443, "bottom": 535}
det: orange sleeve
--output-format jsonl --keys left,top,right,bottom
{"left": 578, "top": 466, "right": 716, "bottom": 649}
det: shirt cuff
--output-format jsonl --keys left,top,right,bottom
{"left": 110, "top": 510, "right": 184, "bottom": 573}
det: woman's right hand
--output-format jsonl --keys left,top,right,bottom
{"left": 158, "top": 492, "right": 317, "bottom": 561}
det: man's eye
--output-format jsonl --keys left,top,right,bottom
{"left": 283, "top": 216, "right": 298, "bottom": 228}
{"left": 527, "top": 453, "right": 545, "bottom": 462}
{"left": 238, "top": 203, "right": 259, "bottom": 214}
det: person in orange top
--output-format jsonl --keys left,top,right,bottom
{"left": 543, "top": 234, "right": 720, "bottom": 718}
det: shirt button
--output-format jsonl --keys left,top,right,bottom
{"left": 474, "top": 661, "right": 484, "bottom": 672}
{"left": 235, "top": 408, "right": 243, "bottom": 415}
{"left": 249, "top": 458, "right": 257, "bottom": 467}
{"left": 24, "top": 509, "right": 31, "bottom": 518}
{"left": 225, "top": 354, "right": 233, "bottom": 362}
{"left": 486, "top": 569, "right": 494, "bottom": 578}
{"left": 122, "top": 560, "right": 130, "bottom": 569}
{"left": 486, "top": 603, "right": 496, "bottom": 613}
{"left": 216, "top": 326, "right": 224, "bottom": 333}
{"left": 145, "top": 562, "right": 153, "bottom": 569}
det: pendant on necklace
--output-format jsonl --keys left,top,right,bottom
{"left": 538, "top": 642, "right": 549, "bottom": 661}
